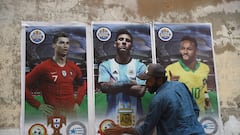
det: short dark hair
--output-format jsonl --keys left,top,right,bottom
{"left": 180, "top": 36, "right": 197, "bottom": 47}
{"left": 138, "top": 63, "right": 166, "bottom": 79}
{"left": 115, "top": 29, "right": 133, "bottom": 44}
{"left": 52, "top": 32, "right": 69, "bottom": 44}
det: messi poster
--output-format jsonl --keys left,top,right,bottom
{"left": 21, "top": 22, "right": 88, "bottom": 135}
{"left": 92, "top": 22, "right": 153, "bottom": 134}
{"left": 154, "top": 23, "right": 222, "bottom": 135}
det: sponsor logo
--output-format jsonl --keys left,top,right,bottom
{"left": 28, "top": 123, "right": 47, "bottom": 135}
{"left": 200, "top": 116, "right": 218, "bottom": 135}
{"left": 66, "top": 121, "right": 87, "bottom": 135}
{"left": 158, "top": 27, "right": 173, "bottom": 42}
{"left": 96, "top": 27, "right": 111, "bottom": 42}
{"left": 29, "top": 29, "right": 45, "bottom": 44}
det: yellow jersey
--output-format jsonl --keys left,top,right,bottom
{"left": 165, "top": 59, "right": 210, "bottom": 112}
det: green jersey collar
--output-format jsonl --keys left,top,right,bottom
{"left": 178, "top": 59, "right": 200, "bottom": 72}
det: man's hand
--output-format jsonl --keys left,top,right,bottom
{"left": 104, "top": 123, "right": 136, "bottom": 135}
{"left": 74, "top": 103, "right": 80, "bottom": 113}
{"left": 205, "top": 98, "right": 211, "bottom": 110}
{"left": 169, "top": 71, "right": 180, "bottom": 81}
{"left": 38, "top": 104, "right": 54, "bottom": 116}
{"left": 104, "top": 123, "right": 124, "bottom": 135}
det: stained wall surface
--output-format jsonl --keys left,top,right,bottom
{"left": 0, "top": 0, "right": 240, "bottom": 134}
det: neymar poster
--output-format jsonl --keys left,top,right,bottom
{"left": 154, "top": 23, "right": 222, "bottom": 135}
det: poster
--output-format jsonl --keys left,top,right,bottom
{"left": 154, "top": 23, "right": 222, "bottom": 135}
{"left": 21, "top": 22, "right": 88, "bottom": 135}
{"left": 92, "top": 22, "right": 153, "bottom": 134}
{"left": 21, "top": 22, "right": 223, "bottom": 135}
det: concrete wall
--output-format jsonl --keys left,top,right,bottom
{"left": 0, "top": 0, "right": 239, "bottom": 134}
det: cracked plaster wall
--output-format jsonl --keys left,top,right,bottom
{"left": 0, "top": 0, "right": 239, "bottom": 134}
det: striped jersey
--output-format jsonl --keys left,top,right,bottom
{"left": 98, "top": 58, "right": 146, "bottom": 120}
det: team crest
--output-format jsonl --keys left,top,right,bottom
{"left": 117, "top": 103, "right": 135, "bottom": 127}
{"left": 47, "top": 115, "right": 66, "bottom": 135}
{"left": 96, "top": 27, "right": 111, "bottom": 42}
{"left": 28, "top": 123, "right": 47, "bottom": 135}
{"left": 158, "top": 27, "right": 173, "bottom": 42}
{"left": 62, "top": 70, "right": 67, "bottom": 77}
{"left": 29, "top": 29, "right": 45, "bottom": 44}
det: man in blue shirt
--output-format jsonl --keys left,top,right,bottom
{"left": 104, "top": 63, "right": 205, "bottom": 135}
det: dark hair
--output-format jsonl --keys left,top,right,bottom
{"left": 180, "top": 36, "right": 197, "bottom": 47}
{"left": 52, "top": 32, "right": 69, "bottom": 44}
{"left": 115, "top": 29, "right": 133, "bottom": 44}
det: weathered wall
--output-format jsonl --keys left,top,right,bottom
{"left": 0, "top": 0, "right": 239, "bottom": 134}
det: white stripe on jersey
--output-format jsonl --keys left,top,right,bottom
{"left": 109, "top": 58, "right": 136, "bottom": 82}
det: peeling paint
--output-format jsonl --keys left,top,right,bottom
{"left": 0, "top": 0, "right": 240, "bottom": 134}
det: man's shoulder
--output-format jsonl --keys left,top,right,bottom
{"left": 154, "top": 82, "right": 178, "bottom": 99}
{"left": 199, "top": 62, "right": 209, "bottom": 68}
{"left": 38, "top": 59, "right": 52, "bottom": 66}
{"left": 66, "top": 60, "right": 81, "bottom": 70}
{"left": 66, "top": 59, "right": 77, "bottom": 65}
{"left": 31, "top": 59, "right": 53, "bottom": 72}
{"left": 196, "top": 61, "right": 210, "bottom": 73}
{"left": 99, "top": 58, "right": 113, "bottom": 65}
{"left": 131, "top": 59, "right": 146, "bottom": 66}
{"left": 166, "top": 61, "right": 180, "bottom": 69}
{"left": 164, "top": 81, "right": 185, "bottom": 89}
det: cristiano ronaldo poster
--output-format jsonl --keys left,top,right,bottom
{"left": 154, "top": 23, "right": 222, "bottom": 135}
{"left": 21, "top": 22, "right": 88, "bottom": 135}
{"left": 92, "top": 22, "right": 153, "bottom": 134}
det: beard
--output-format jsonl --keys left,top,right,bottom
{"left": 117, "top": 48, "right": 130, "bottom": 55}
{"left": 147, "top": 84, "right": 159, "bottom": 94}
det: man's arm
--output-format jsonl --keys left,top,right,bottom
{"left": 100, "top": 81, "right": 146, "bottom": 97}
{"left": 182, "top": 83, "right": 200, "bottom": 117}
{"left": 204, "top": 91, "right": 211, "bottom": 110}
{"left": 75, "top": 79, "right": 87, "bottom": 104}
{"left": 25, "top": 86, "right": 41, "bottom": 108}
{"left": 25, "top": 66, "right": 42, "bottom": 109}
{"left": 25, "top": 65, "right": 54, "bottom": 116}
{"left": 104, "top": 123, "right": 137, "bottom": 135}
{"left": 105, "top": 97, "right": 163, "bottom": 135}
{"left": 165, "top": 65, "right": 180, "bottom": 81}
{"left": 99, "top": 60, "right": 146, "bottom": 97}
{"left": 203, "top": 63, "right": 211, "bottom": 110}
{"left": 74, "top": 65, "right": 87, "bottom": 106}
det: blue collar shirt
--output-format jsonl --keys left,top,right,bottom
{"left": 135, "top": 81, "right": 205, "bottom": 135}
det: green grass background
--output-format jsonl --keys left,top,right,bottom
{"left": 25, "top": 91, "right": 218, "bottom": 120}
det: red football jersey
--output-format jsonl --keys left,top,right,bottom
{"left": 25, "top": 59, "right": 86, "bottom": 112}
